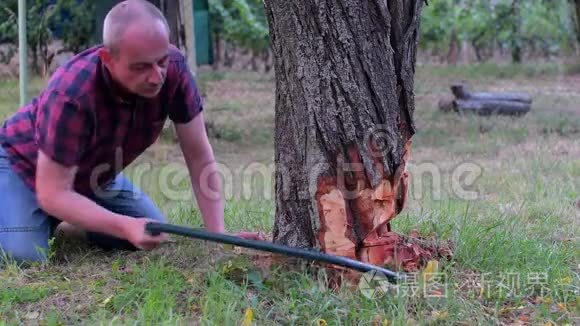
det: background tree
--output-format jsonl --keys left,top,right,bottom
{"left": 263, "top": 0, "right": 439, "bottom": 271}
{"left": 0, "top": 0, "right": 59, "bottom": 75}
{"left": 573, "top": 0, "right": 580, "bottom": 46}
{"left": 209, "top": 0, "right": 270, "bottom": 71}
{"left": 418, "top": 0, "right": 577, "bottom": 63}
{"left": 54, "top": 0, "right": 96, "bottom": 54}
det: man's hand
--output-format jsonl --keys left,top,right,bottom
{"left": 122, "top": 218, "right": 168, "bottom": 250}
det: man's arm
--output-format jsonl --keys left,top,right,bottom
{"left": 175, "top": 111, "right": 225, "bottom": 233}
{"left": 36, "top": 151, "right": 165, "bottom": 250}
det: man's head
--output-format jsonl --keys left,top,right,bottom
{"left": 99, "top": 0, "right": 170, "bottom": 98}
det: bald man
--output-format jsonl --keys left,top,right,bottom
{"left": 0, "top": 0, "right": 262, "bottom": 263}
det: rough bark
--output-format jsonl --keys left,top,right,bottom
{"left": 213, "top": 34, "right": 221, "bottom": 70}
{"left": 153, "top": 0, "right": 184, "bottom": 48}
{"left": 446, "top": 30, "right": 459, "bottom": 66}
{"left": 263, "top": 0, "right": 443, "bottom": 272}
{"left": 575, "top": 0, "right": 580, "bottom": 46}
{"left": 510, "top": 0, "right": 522, "bottom": 63}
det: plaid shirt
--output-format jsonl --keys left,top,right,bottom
{"left": 0, "top": 44, "right": 203, "bottom": 196}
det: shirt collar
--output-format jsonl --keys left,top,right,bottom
{"left": 99, "top": 61, "right": 139, "bottom": 105}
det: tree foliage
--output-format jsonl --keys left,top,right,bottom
{"left": 0, "top": 0, "right": 577, "bottom": 71}
{"left": 419, "top": 0, "right": 578, "bottom": 62}
{"left": 54, "top": 0, "right": 97, "bottom": 54}
{"left": 0, "top": 0, "right": 58, "bottom": 73}
{"left": 0, "top": 0, "right": 96, "bottom": 74}
{"left": 209, "top": 0, "right": 269, "bottom": 52}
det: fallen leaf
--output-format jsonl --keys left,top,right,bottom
{"left": 25, "top": 311, "right": 39, "bottom": 320}
{"left": 372, "top": 314, "right": 382, "bottom": 326}
{"left": 519, "top": 315, "right": 530, "bottom": 323}
{"left": 191, "top": 304, "right": 199, "bottom": 313}
{"left": 422, "top": 260, "right": 439, "bottom": 282}
{"left": 241, "top": 308, "right": 253, "bottom": 326}
{"left": 316, "top": 319, "right": 327, "bottom": 326}
{"left": 556, "top": 303, "right": 567, "bottom": 312}
{"left": 223, "top": 244, "right": 235, "bottom": 251}
{"left": 431, "top": 310, "right": 449, "bottom": 320}
{"left": 99, "top": 295, "right": 113, "bottom": 307}
{"left": 500, "top": 307, "right": 514, "bottom": 316}
{"left": 558, "top": 276, "right": 572, "bottom": 285}
{"left": 371, "top": 315, "right": 390, "bottom": 326}
{"left": 537, "top": 296, "right": 553, "bottom": 305}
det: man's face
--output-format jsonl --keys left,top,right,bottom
{"left": 101, "top": 21, "right": 170, "bottom": 98}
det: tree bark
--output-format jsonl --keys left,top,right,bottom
{"left": 446, "top": 30, "right": 459, "bottom": 65}
{"left": 163, "top": 0, "right": 184, "bottom": 49}
{"left": 510, "top": 0, "right": 522, "bottom": 63}
{"left": 213, "top": 34, "right": 221, "bottom": 70}
{"left": 180, "top": 0, "right": 197, "bottom": 72}
{"left": 262, "top": 47, "right": 272, "bottom": 73}
{"left": 264, "top": 0, "right": 438, "bottom": 272}
{"left": 574, "top": 0, "right": 580, "bottom": 46}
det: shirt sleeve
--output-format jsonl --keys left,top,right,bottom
{"left": 167, "top": 54, "right": 204, "bottom": 124}
{"left": 34, "top": 91, "right": 94, "bottom": 167}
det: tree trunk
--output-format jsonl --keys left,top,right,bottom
{"left": 180, "top": 0, "right": 197, "bottom": 72}
{"left": 574, "top": 0, "right": 580, "bottom": 46}
{"left": 213, "top": 34, "right": 221, "bottom": 70}
{"left": 262, "top": 47, "right": 271, "bottom": 73}
{"left": 263, "top": 0, "right": 442, "bottom": 272}
{"left": 163, "top": 0, "right": 184, "bottom": 48}
{"left": 510, "top": 0, "right": 522, "bottom": 63}
{"left": 251, "top": 49, "right": 259, "bottom": 71}
{"left": 446, "top": 30, "right": 459, "bottom": 65}
{"left": 224, "top": 42, "right": 234, "bottom": 68}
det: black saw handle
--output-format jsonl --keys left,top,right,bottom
{"left": 146, "top": 222, "right": 404, "bottom": 283}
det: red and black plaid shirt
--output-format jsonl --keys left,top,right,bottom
{"left": 0, "top": 44, "right": 203, "bottom": 196}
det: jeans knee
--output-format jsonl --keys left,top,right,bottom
{"left": 0, "top": 239, "right": 49, "bottom": 264}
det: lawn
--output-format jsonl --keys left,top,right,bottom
{"left": 0, "top": 63, "right": 578, "bottom": 325}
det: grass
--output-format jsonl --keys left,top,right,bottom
{"left": 0, "top": 62, "right": 579, "bottom": 324}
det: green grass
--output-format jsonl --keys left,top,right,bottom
{"left": 0, "top": 64, "right": 579, "bottom": 324}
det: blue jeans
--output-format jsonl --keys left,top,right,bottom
{"left": 0, "top": 146, "right": 166, "bottom": 263}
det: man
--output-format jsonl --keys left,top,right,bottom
{"left": 0, "top": 0, "right": 262, "bottom": 263}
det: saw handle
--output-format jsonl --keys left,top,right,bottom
{"left": 146, "top": 223, "right": 162, "bottom": 236}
